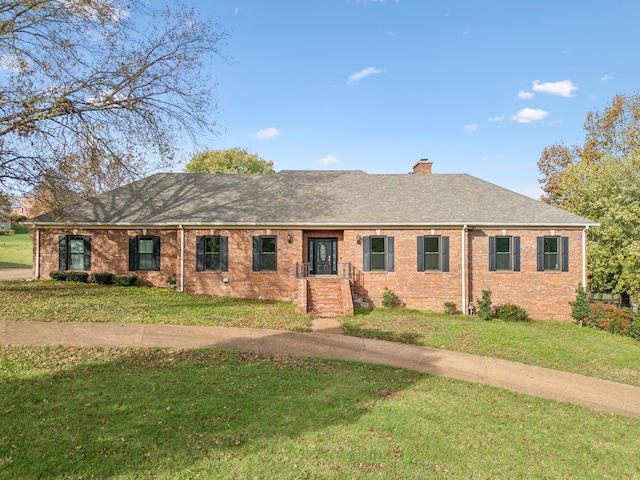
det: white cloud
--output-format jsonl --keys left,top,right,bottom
{"left": 532, "top": 80, "right": 578, "bottom": 97}
{"left": 601, "top": 74, "right": 613, "bottom": 81}
{"left": 464, "top": 124, "right": 478, "bottom": 132}
{"left": 318, "top": 154, "right": 339, "bottom": 166}
{"left": 249, "top": 127, "right": 280, "bottom": 140}
{"left": 510, "top": 108, "right": 549, "bottom": 123}
{"left": 347, "top": 67, "right": 382, "bottom": 85}
{"left": 518, "top": 91, "right": 534, "bottom": 100}
{"left": 488, "top": 115, "right": 505, "bottom": 122}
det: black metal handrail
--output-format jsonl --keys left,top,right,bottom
{"left": 296, "top": 262, "right": 354, "bottom": 279}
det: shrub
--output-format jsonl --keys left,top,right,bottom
{"left": 444, "top": 301, "right": 457, "bottom": 315}
{"left": 381, "top": 287, "right": 399, "bottom": 308}
{"left": 583, "top": 303, "right": 633, "bottom": 336}
{"left": 477, "top": 289, "right": 493, "bottom": 321}
{"left": 89, "top": 272, "right": 113, "bottom": 285}
{"left": 50, "top": 271, "right": 69, "bottom": 281}
{"left": 628, "top": 320, "right": 640, "bottom": 340}
{"left": 67, "top": 272, "right": 89, "bottom": 283}
{"left": 112, "top": 274, "right": 138, "bottom": 287}
{"left": 0, "top": 229, "right": 15, "bottom": 236}
{"left": 569, "top": 283, "right": 589, "bottom": 324}
{"left": 495, "top": 303, "right": 531, "bottom": 322}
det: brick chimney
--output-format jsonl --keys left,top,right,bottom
{"left": 412, "top": 159, "right": 433, "bottom": 174}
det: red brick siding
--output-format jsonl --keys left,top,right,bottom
{"left": 468, "top": 229, "right": 583, "bottom": 320}
{"left": 35, "top": 226, "right": 585, "bottom": 320}
{"left": 36, "top": 228, "right": 179, "bottom": 287}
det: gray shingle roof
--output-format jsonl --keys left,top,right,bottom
{"left": 31, "top": 171, "right": 597, "bottom": 227}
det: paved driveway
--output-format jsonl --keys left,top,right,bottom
{"left": 1, "top": 319, "right": 639, "bottom": 418}
{"left": 0, "top": 268, "right": 32, "bottom": 282}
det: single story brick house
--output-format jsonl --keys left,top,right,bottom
{"left": 30, "top": 160, "right": 597, "bottom": 319}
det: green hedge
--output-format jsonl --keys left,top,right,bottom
{"left": 88, "top": 272, "right": 113, "bottom": 285}
{"left": 112, "top": 274, "right": 138, "bottom": 287}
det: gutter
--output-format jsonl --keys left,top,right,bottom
{"left": 29, "top": 221, "right": 600, "bottom": 230}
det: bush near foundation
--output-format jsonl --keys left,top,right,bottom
{"left": 583, "top": 303, "right": 633, "bottom": 336}
{"left": 495, "top": 303, "right": 531, "bottom": 322}
{"left": 88, "top": 272, "right": 113, "bottom": 285}
{"left": 50, "top": 271, "right": 69, "bottom": 281}
{"left": 67, "top": 272, "right": 89, "bottom": 283}
{"left": 112, "top": 274, "right": 138, "bottom": 287}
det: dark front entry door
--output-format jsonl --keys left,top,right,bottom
{"left": 309, "top": 238, "right": 337, "bottom": 275}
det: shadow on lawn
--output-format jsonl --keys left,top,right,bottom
{"left": 0, "top": 347, "right": 423, "bottom": 478}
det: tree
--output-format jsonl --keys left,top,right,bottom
{"left": 184, "top": 148, "right": 275, "bottom": 174}
{"left": 560, "top": 152, "right": 640, "bottom": 304}
{"left": 0, "top": 0, "right": 227, "bottom": 206}
{"left": 537, "top": 93, "right": 640, "bottom": 205}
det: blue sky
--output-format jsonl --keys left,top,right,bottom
{"left": 180, "top": 0, "right": 640, "bottom": 198}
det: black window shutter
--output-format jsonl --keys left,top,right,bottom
{"left": 417, "top": 236, "right": 425, "bottom": 272}
{"left": 152, "top": 236, "right": 161, "bottom": 271}
{"left": 536, "top": 237, "right": 544, "bottom": 271}
{"left": 128, "top": 236, "right": 137, "bottom": 271}
{"left": 387, "top": 237, "right": 395, "bottom": 272}
{"left": 513, "top": 236, "right": 521, "bottom": 272}
{"left": 221, "top": 236, "right": 229, "bottom": 272}
{"left": 252, "top": 236, "right": 261, "bottom": 271}
{"left": 362, "top": 236, "right": 371, "bottom": 272}
{"left": 561, "top": 237, "right": 569, "bottom": 272}
{"left": 488, "top": 236, "right": 497, "bottom": 271}
{"left": 83, "top": 236, "right": 91, "bottom": 271}
{"left": 58, "top": 236, "right": 68, "bottom": 271}
{"left": 196, "top": 236, "right": 204, "bottom": 272}
{"left": 442, "top": 236, "right": 450, "bottom": 272}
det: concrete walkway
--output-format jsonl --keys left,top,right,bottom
{"left": 1, "top": 319, "right": 639, "bottom": 419}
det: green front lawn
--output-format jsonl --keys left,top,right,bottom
{"left": 1, "top": 281, "right": 639, "bottom": 387}
{"left": 0, "top": 281, "right": 312, "bottom": 331}
{"left": 344, "top": 308, "right": 640, "bottom": 386}
{"left": 0, "top": 224, "right": 32, "bottom": 268}
{"left": 1, "top": 345, "right": 638, "bottom": 479}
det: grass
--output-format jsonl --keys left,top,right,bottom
{"left": 343, "top": 308, "right": 640, "bottom": 386}
{"left": 1, "top": 345, "right": 639, "bottom": 479}
{"left": 0, "top": 224, "right": 32, "bottom": 268}
{"left": 2, "top": 282, "right": 639, "bottom": 385}
{"left": 0, "top": 281, "right": 312, "bottom": 331}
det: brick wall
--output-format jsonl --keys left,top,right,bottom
{"left": 36, "top": 226, "right": 585, "bottom": 320}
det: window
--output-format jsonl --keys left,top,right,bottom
{"left": 129, "top": 236, "right": 161, "bottom": 271}
{"left": 489, "top": 236, "right": 521, "bottom": 271}
{"left": 196, "top": 236, "right": 228, "bottom": 272}
{"left": 363, "top": 236, "right": 394, "bottom": 272}
{"left": 417, "top": 235, "right": 449, "bottom": 272}
{"left": 371, "top": 237, "right": 387, "bottom": 271}
{"left": 58, "top": 235, "right": 91, "bottom": 271}
{"left": 537, "top": 236, "right": 569, "bottom": 272}
{"left": 252, "top": 236, "right": 277, "bottom": 271}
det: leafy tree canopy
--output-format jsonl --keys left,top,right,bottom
{"left": 184, "top": 148, "right": 275, "bottom": 174}
{"left": 561, "top": 152, "right": 640, "bottom": 298}
{"left": 538, "top": 93, "right": 640, "bottom": 301}
{"left": 537, "top": 93, "right": 640, "bottom": 205}
{"left": 0, "top": 0, "right": 227, "bottom": 210}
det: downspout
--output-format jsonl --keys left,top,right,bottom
{"left": 462, "top": 225, "right": 467, "bottom": 315}
{"left": 35, "top": 228, "right": 40, "bottom": 279}
{"left": 582, "top": 225, "right": 589, "bottom": 289}
{"left": 179, "top": 225, "right": 185, "bottom": 293}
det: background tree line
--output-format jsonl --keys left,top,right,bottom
{"left": 538, "top": 93, "right": 640, "bottom": 306}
